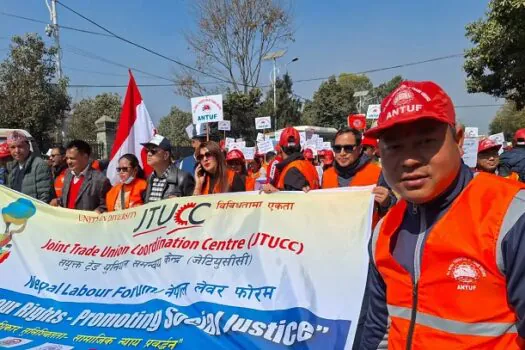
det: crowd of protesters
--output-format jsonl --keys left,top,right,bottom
{"left": 1, "top": 80, "right": 525, "bottom": 348}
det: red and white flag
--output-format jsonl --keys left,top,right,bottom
{"left": 107, "top": 70, "right": 156, "bottom": 185}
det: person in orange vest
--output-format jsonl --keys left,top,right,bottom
{"left": 106, "top": 154, "right": 148, "bottom": 212}
{"left": 476, "top": 138, "right": 520, "bottom": 181}
{"left": 225, "top": 149, "right": 255, "bottom": 191}
{"left": 266, "top": 150, "right": 281, "bottom": 186}
{"left": 193, "top": 141, "right": 246, "bottom": 195}
{"left": 322, "top": 128, "right": 394, "bottom": 213}
{"left": 49, "top": 146, "right": 68, "bottom": 198}
{"left": 361, "top": 136, "right": 380, "bottom": 164}
{"left": 262, "top": 127, "right": 319, "bottom": 192}
{"left": 303, "top": 148, "right": 316, "bottom": 166}
{"left": 359, "top": 81, "right": 525, "bottom": 349}
{"left": 318, "top": 149, "right": 334, "bottom": 171}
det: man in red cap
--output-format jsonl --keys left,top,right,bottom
{"left": 319, "top": 149, "right": 334, "bottom": 171}
{"left": 499, "top": 128, "right": 525, "bottom": 182}
{"left": 477, "top": 138, "right": 520, "bottom": 181}
{"left": 361, "top": 136, "right": 379, "bottom": 164}
{"left": 360, "top": 81, "right": 525, "bottom": 349}
{"left": 262, "top": 127, "right": 319, "bottom": 192}
{"left": 303, "top": 148, "right": 315, "bottom": 166}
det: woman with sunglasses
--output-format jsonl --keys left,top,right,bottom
{"left": 106, "top": 154, "right": 147, "bottom": 212}
{"left": 193, "top": 141, "right": 246, "bottom": 195}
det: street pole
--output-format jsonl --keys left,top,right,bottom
{"left": 46, "top": 0, "right": 63, "bottom": 79}
{"left": 273, "top": 58, "right": 277, "bottom": 132}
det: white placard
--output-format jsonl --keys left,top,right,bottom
{"left": 255, "top": 116, "right": 272, "bottom": 130}
{"left": 274, "top": 130, "right": 283, "bottom": 144}
{"left": 366, "top": 104, "right": 381, "bottom": 120}
{"left": 310, "top": 134, "right": 320, "bottom": 142}
{"left": 230, "top": 142, "right": 246, "bottom": 151}
{"left": 316, "top": 137, "right": 324, "bottom": 151}
{"left": 465, "top": 127, "right": 479, "bottom": 138}
{"left": 243, "top": 147, "right": 256, "bottom": 160}
{"left": 218, "top": 120, "right": 231, "bottom": 131}
{"left": 185, "top": 124, "right": 194, "bottom": 139}
{"left": 323, "top": 142, "right": 332, "bottom": 150}
{"left": 256, "top": 133, "right": 265, "bottom": 142}
{"left": 191, "top": 94, "right": 223, "bottom": 124}
{"left": 236, "top": 138, "right": 244, "bottom": 142}
{"left": 225, "top": 137, "right": 235, "bottom": 150}
{"left": 462, "top": 137, "right": 479, "bottom": 168}
{"left": 488, "top": 132, "right": 505, "bottom": 146}
{"left": 257, "top": 140, "right": 275, "bottom": 154}
{"left": 196, "top": 122, "right": 206, "bottom": 136}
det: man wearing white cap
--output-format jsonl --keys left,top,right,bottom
{"left": 142, "top": 134, "right": 195, "bottom": 202}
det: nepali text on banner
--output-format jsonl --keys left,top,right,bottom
{"left": 0, "top": 187, "right": 373, "bottom": 349}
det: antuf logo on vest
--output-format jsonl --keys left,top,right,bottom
{"left": 447, "top": 257, "right": 487, "bottom": 291}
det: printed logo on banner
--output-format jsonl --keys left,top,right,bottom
{"left": 131, "top": 201, "right": 212, "bottom": 238}
{"left": 191, "top": 94, "right": 224, "bottom": 124}
{"left": 0, "top": 198, "right": 36, "bottom": 264}
{"left": 0, "top": 337, "right": 33, "bottom": 348}
{"left": 27, "top": 343, "right": 74, "bottom": 350}
{"left": 447, "top": 257, "right": 487, "bottom": 291}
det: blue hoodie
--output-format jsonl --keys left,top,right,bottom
{"left": 499, "top": 147, "right": 525, "bottom": 182}
{"left": 359, "top": 164, "right": 525, "bottom": 348}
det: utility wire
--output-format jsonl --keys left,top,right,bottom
{"left": 0, "top": 11, "right": 113, "bottom": 37}
{"left": 55, "top": 1, "right": 237, "bottom": 86}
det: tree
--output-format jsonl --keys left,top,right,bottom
{"left": 489, "top": 101, "right": 525, "bottom": 140}
{"left": 338, "top": 73, "right": 373, "bottom": 93}
{"left": 157, "top": 107, "right": 193, "bottom": 147}
{"left": 0, "top": 33, "right": 70, "bottom": 148}
{"left": 175, "top": 0, "right": 294, "bottom": 96}
{"left": 301, "top": 76, "right": 356, "bottom": 128}
{"left": 260, "top": 73, "right": 302, "bottom": 129}
{"left": 464, "top": 0, "right": 525, "bottom": 109}
{"left": 223, "top": 89, "right": 263, "bottom": 142}
{"left": 67, "top": 93, "right": 121, "bottom": 141}
{"left": 371, "top": 75, "right": 403, "bottom": 102}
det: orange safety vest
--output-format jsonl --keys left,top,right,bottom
{"left": 245, "top": 175, "right": 256, "bottom": 191}
{"left": 321, "top": 161, "right": 381, "bottom": 189}
{"left": 202, "top": 170, "right": 236, "bottom": 195}
{"left": 276, "top": 160, "right": 320, "bottom": 190}
{"left": 54, "top": 169, "right": 67, "bottom": 198}
{"left": 372, "top": 173, "right": 524, "bottom": 349}
{"left": 106, "top": 178, "right": 148, "bottom": 212}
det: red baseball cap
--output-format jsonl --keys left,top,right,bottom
{"left": 478, "top": 138, "right": 501, "bottom": 153}
{"left": 365, "top": 81, "right": 455, "bottom": 138}
{"left": 226, "top": 149, "right": 245, "bottom": 162}
{"left": 362, "top": 136, "right": 378, "bottom": 148}
{"left": 279, "top": 127, "right": 300, "bottom": 147}
{"left": 322, "top": 150, "right": 334, "bottom": 165}
{"left": 514, "top": 128, "right": 525, "bottom": 146}
{"left": 0, "top": 142, "right": 10, "bottom": 159}
{"left": 303, "top": 148, "right": 314, "bottom": 160}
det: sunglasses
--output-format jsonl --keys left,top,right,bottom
{"left": 197, "top": 152, "right": 214, "bottom": 162}
{"left": 116, "top": 167, "right": 132, "bottom": 173}
{"left": 333, "top": 144, "right": 357, "bottom": 153}
{"left": 147, "top": 148, "right": 160, "bottom": 155}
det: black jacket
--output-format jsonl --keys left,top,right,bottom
{"left": 144, "top": 165, "right": 195, "bottom": 202}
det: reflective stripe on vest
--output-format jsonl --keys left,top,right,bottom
{"left": 496, "top": 189, "right": 525, "bottom": 274}
{"left": 373, "top": 173, "right": 525, "bottom": 348}
{"left": 387, "top": 305, "right": 518, "bottom": 337}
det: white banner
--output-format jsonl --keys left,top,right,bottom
{"left": 0, "top": 188, "right": 373, "bottom": 349}
{"left": 218, "top": 120, "right": 231, "bottom": 131}
{"left": 462, "top": 137, "right": 479, "bottom": 168}
{"left": 255, "top": 117, "right": 272, "bottom": 130}
{"left": 191, "top": 94, "right": 224, "bottom": 124}
{"left": 366, "top": 104, "right": 381, "bottom": 120}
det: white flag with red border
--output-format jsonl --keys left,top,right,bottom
{"left": 106, "top": 71, "right": 155, "bottom": 185}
